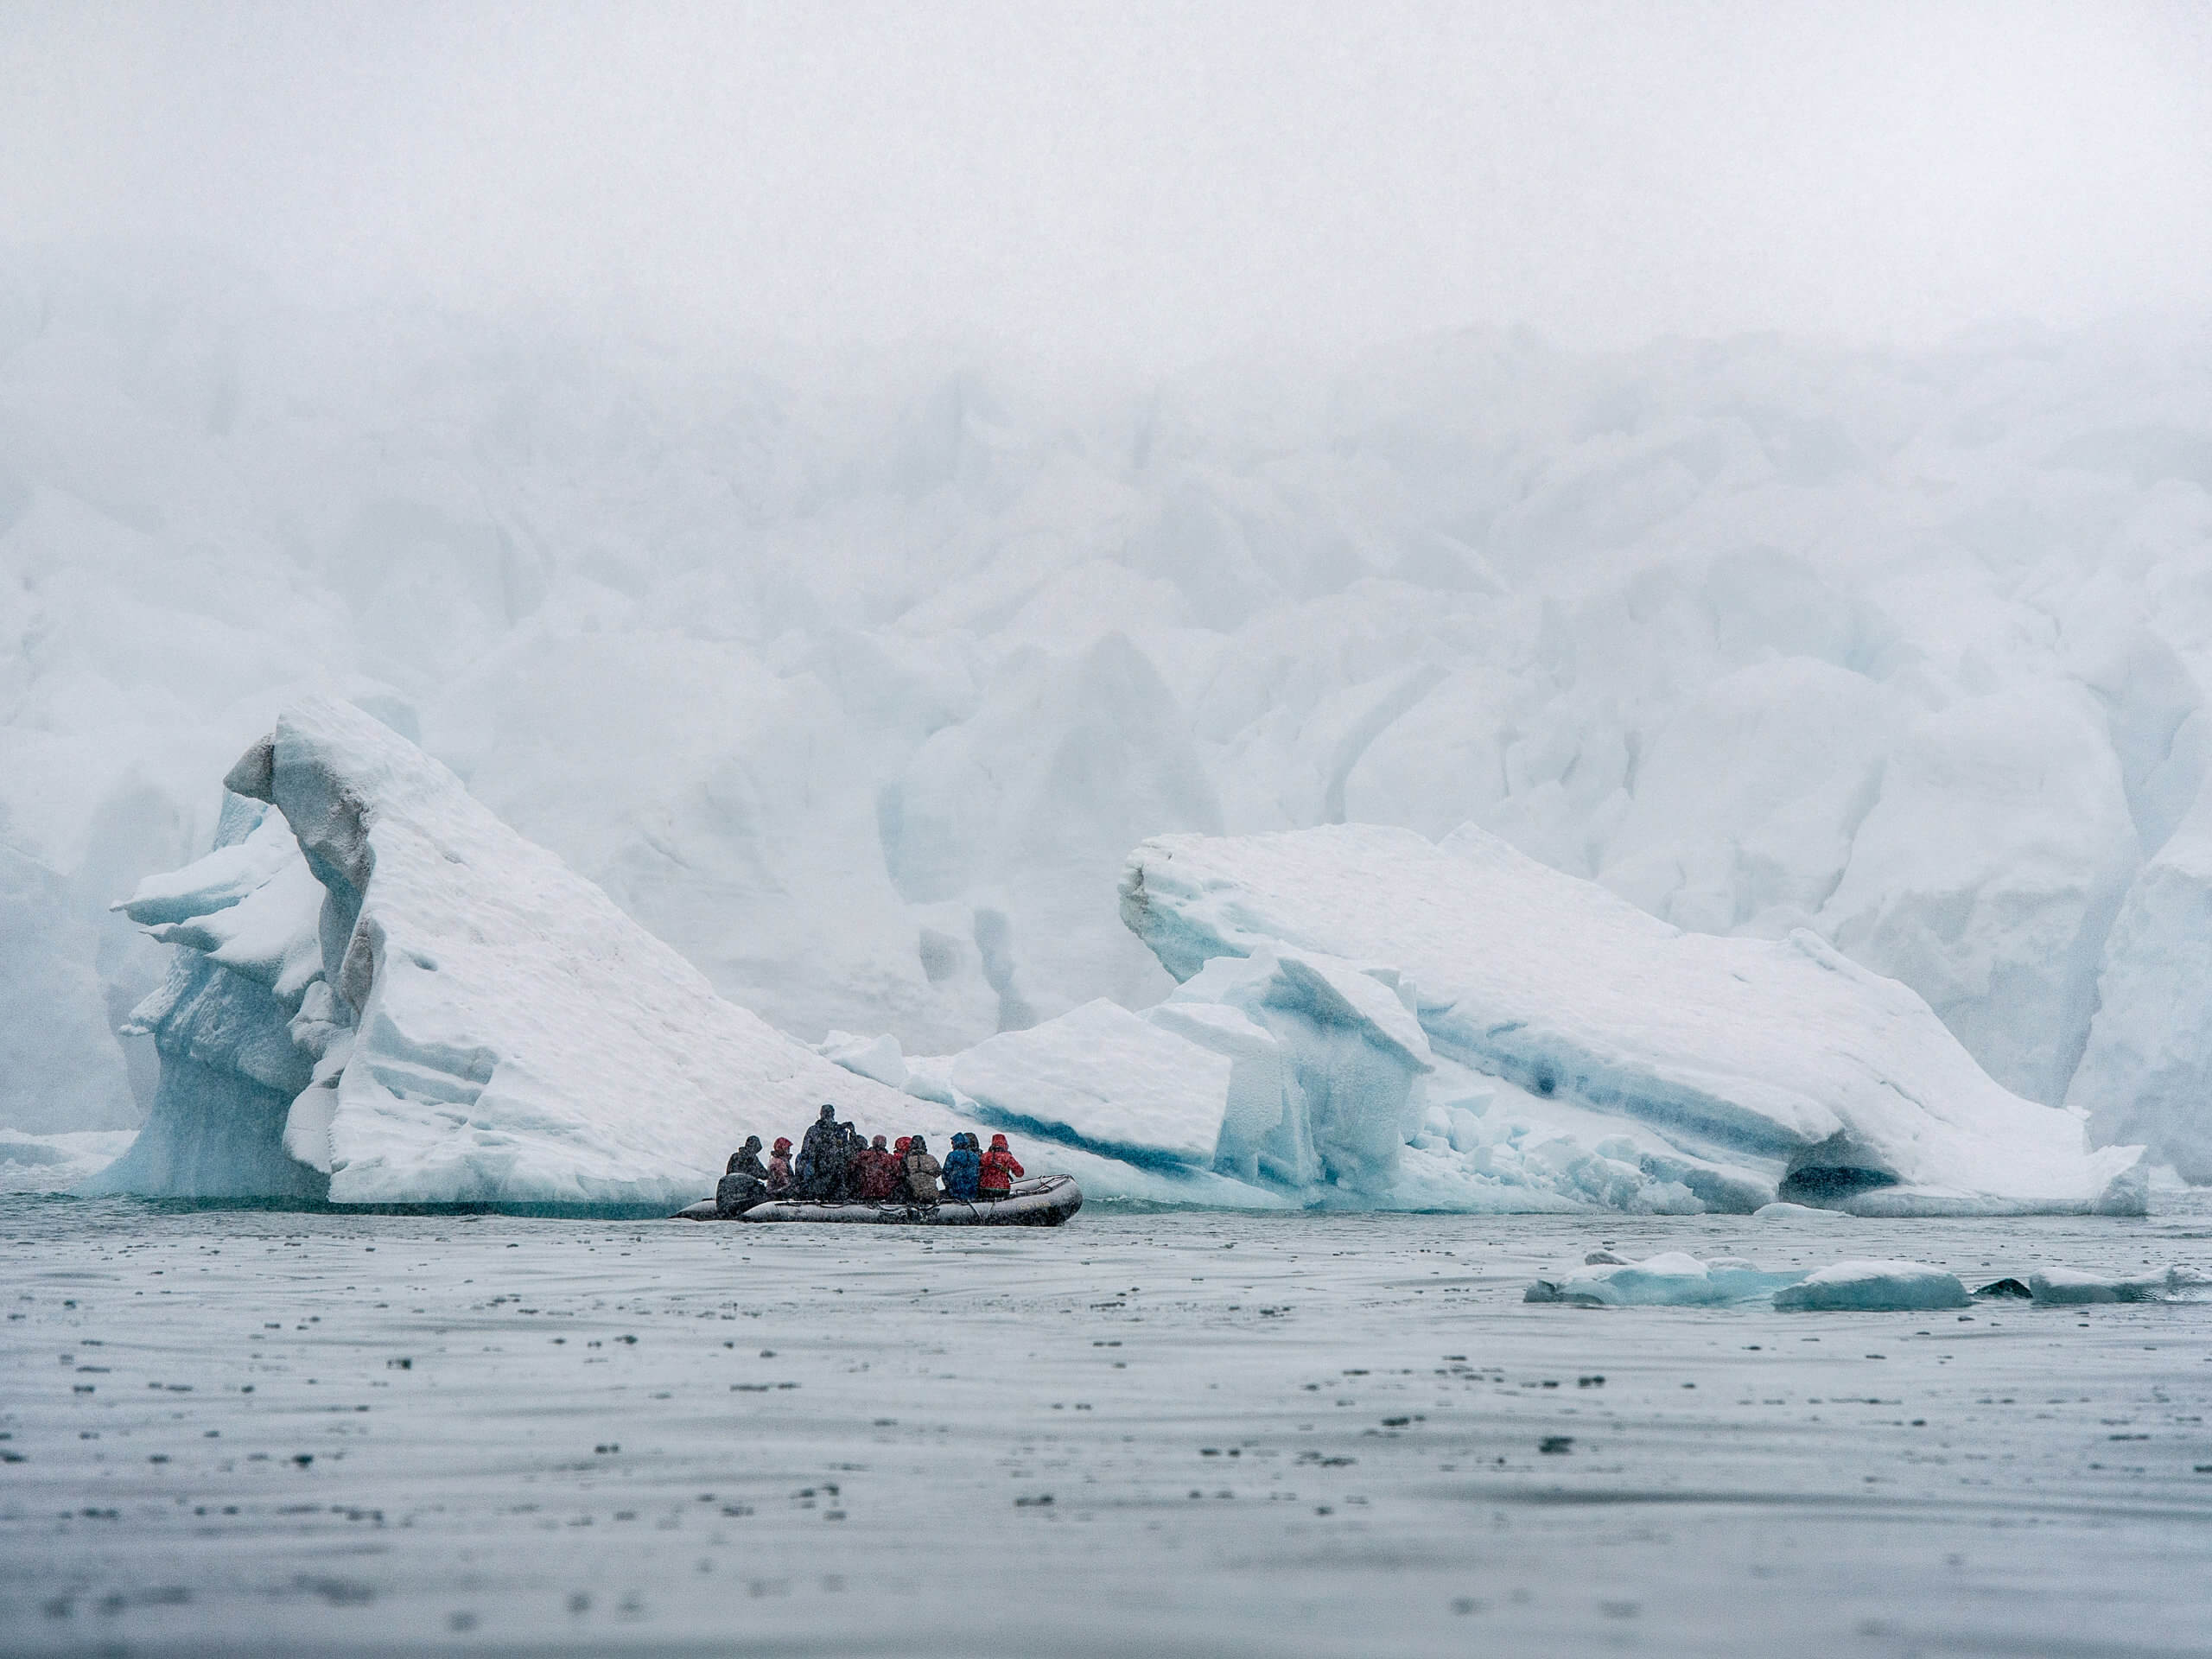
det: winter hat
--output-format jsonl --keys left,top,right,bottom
{"left": 772, "top": 1137, "right": 791, "bottom": 1153}
{"left": 819, "top": 1103, "right": 836, "bottom": 1119}
{"left": 742, "top": 1135, "right": 762, "bottom": 1152}
{"left": 989, "top": 1134, "right": 1008, "bottom": 1149}
{"left": 872, "top": 1135, "right": 887, "bottom": 1149}
{"left": 910, "top": 1135, "right": 928, "bottom": 1154}
{"left": 894, "top": 1136, "right": 910, "bottom": 1153}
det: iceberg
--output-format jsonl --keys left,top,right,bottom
{"left": 1525, "top": 1251, "right": 1805, "bottom": 1306}
{"left": 2025, "top": 1266, "right": 2209, "bottom": 1306}
{"left": 1522, "top": 1250, "right": 1992, "bottom": 1310}
{"left": 1121, "top": 823, "right": 2148, "bottom": 1215}
{"left": 1772, "top": 1262, "right": 1972, "bottom": 1312}
{"left": 89, "top": 699, "right": 981, "bottom": 1209}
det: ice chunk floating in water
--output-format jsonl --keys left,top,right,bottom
{"left": 2025, "top": 1266, "right": 2211, "bottom": 1305}
{"left": 1524, "top": 1251, "right": 1804, "bottom": 1306}
{"left": 1524, "top": 1251, "right": 1992, "bottom": 1311}
{"left": 1119, "top": 823, "right": 2147, "bottom": 1215}
{"left": 1773, "top": 1262, "right": 1972, "bottom": 1312}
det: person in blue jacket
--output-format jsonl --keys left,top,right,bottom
{"left": 942, "top": 1131, "right": 983, "bottom": 1200}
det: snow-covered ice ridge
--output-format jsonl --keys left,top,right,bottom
{"left": 5, "top": 263, "right": 2211, "bottom": 1176}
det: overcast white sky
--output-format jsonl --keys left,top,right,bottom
{"left": 5, "top": 2, "right": 2209, "bottom": 369}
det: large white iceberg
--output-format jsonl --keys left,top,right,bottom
{"left": 90, "top": 699, "right": 982, "bottom": 1209}
{"left": 1116, "top": 822, "right": 2147, "bottom": 1215}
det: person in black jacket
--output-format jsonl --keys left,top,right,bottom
{"left": 715, "top": 1137, "right": 769, "bottom": 1216}
{"left": 796, "top": 1104, "right": 847, "bottom": 1200}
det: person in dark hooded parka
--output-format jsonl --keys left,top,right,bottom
{"left": 903, "top": 1134, "right": 943, "bottom": 1204}
{"left": 854, "top": 1134, "right": 900, "bottom": 1199}
{"left": 942, "top": 1131, "right": 982, "bottom": 1201}
{"left": 836, "top": 1122, "right": 867, "bottom": 1198}
{"left": 715, "top": 1136, "right": 769, "bottom": 1216}
{"left": 796, "top": 1104, "right": 846, "bottom": 1200}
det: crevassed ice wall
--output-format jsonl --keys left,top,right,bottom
{"left": 3, "top": 252, "right": 2208, "bottom": 1162}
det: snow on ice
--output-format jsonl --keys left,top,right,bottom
{"left": 1115, "top": 823, "right": 2145, "bottom": 1214}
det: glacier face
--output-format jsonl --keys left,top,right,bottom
{"left": 3, "top": 259, "right": 2210, "bottom": 1172}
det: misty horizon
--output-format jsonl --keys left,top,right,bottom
{"left": 7, "top": 2, "right": 2210, "bottom": 374}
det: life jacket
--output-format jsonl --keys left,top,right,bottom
{"left": 978, "top": 1146, "right": 1025, "bottom": 1193}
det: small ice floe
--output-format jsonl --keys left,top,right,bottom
{"left": 0, "top": 1129, "right": 137, "bottom": 1193}
{"left": 2024, "top": 1266, "right": 2210, "bottom": 1305}
{"left": 1528, "top": 1251, "right": 1978, "bottom": 1311}
{"left": 1752, "top": 1202, "right": 1848, "bottom": 1221}
{"left": 1772, "top": 1261, "right": 1970, "bottom": 1312}
{"left": 1525, "top": 1250, "right": 1804, "bottom": 1306}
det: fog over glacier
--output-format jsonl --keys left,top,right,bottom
{"left": 3, "top": 2, "right": 2211, "bottom": 1180}
{"left": 7, "top": 263, "right": 2212, "bottom": 1179}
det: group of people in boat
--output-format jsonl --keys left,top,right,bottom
{"left": 715, "top": 1103, "right": 1025, "bottom": 1215}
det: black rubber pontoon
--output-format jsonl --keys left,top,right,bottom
{"left": 673, "top": 1173, "right": 1082, "bottom": 1227}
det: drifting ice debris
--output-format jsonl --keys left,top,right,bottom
{"left": 1121, "top": 823, "right": 2148, "bottom": 1216}
{"left": 2026, "top": 1267, "right": 2210, "bottom": 1305}
{"left": 1771, "top": 1262, "right": 1971, "bottom": 1312}
{"left": 1524, "top": 1251, "right": 1803, "bottom": 1306}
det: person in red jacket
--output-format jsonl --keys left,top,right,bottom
{"left": 765, "top": 1137, "right": 794, "bottom": 1196}
{"left": 977, "top": 1133, "right": 1024, "bottom": 1198}
{"left": 854, "top": 1135, "right": 900, "bottom": 1199}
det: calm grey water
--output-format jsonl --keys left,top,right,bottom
{"left": 5, "top": 1193, "right": 2212, "bottom": 1656}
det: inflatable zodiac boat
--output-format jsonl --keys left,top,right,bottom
{"left": 674, "top": 1173, "right": 1083, "bottom": 1227}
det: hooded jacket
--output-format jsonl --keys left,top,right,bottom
{"left": 727, "top": 1143, "right": 767, "bottom": 1181}
{"left": 943, "top": 1137, "right": 983, "bottom": 1200}
{"left": 978, "top": 1141, "right": 1025, "bottom": 1195}
{"left": 903, "top": 1147, "right": 944, "bottom": 1203}
{"left": 797, "top": 1110, "right": 845, "bottom": 1198}
{"left": 854, "top": 1143, "right": 901, "bottom": 1199}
